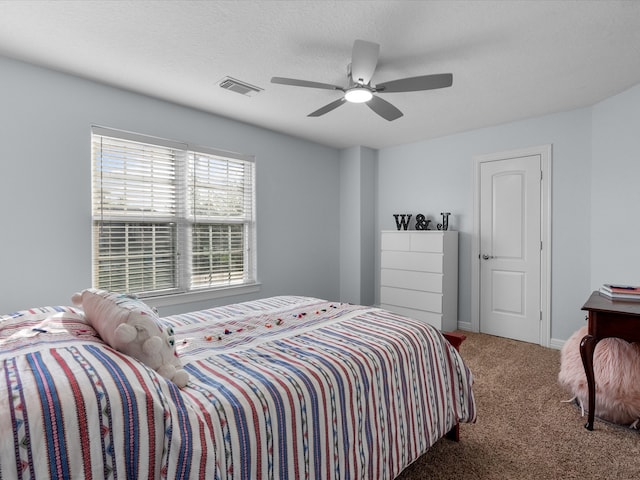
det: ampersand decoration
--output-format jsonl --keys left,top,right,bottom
{"left": 415, "top": 214, "right": 431, "bottom": 231}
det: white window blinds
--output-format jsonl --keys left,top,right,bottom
{"left": 91, "top": 126, "right": 256, "bottom": 297}
{"left": 187, "top": 150, "right": 255, "bottom": 288}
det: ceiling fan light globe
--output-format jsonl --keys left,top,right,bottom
{"left": 344, "top": 87, "right": 373, "bottom": 103}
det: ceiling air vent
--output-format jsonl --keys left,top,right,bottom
{"left": 219, "top": 77, "right": 263, "bottom": 97}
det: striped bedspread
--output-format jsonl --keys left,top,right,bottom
{"left": 0, "top": 296, "right": 475, "bottom": 479}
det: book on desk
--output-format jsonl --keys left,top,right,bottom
{"left": 599, "top": 284, "right": 640, "bottom": 301}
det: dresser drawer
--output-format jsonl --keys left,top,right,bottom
{"left": 381, "top": 231, "right": 445, "bottom": 253}
{"left": 409, "top": 233, "right": 444, "bottom": 252}
{"left": 381, "top": 232, "right": 412, "bottom": 251}
{"left": 381, "top": 304, "right": 444, "bottom": 330}
{"left": 381, "top": 251, "right": 444, "bottom": 273}
{"left": 380, "top": 269, "right": 443, "bottom": 292}
{"left": 380, "top": 286, "right": 443, "bottom": 313}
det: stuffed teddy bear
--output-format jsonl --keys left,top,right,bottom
{"left": 72, "top": 288, "right": 189, "bottom": 388}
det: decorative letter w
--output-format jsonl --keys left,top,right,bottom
{"left": 393, "top": 214, "right": 412, "bottom": 231}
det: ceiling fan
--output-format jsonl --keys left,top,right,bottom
{"left": 271, "top": 39, "right": 453, "bottom": 121}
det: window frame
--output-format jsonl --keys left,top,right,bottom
{"left": 91, "top": 126, "right": 259, "bottom": 306}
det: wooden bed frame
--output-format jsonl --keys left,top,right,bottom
{"left": 443, "top": 331, "right": 467, "bottom": 441}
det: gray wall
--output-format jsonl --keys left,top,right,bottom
{"left": 0, "top": 56, "right": 341, "bottom": 315}
{"left": 591, "top": 84, "right": 640, "bottom": 290}
{"left": 3, "top": 54, "right": 640, "bottom": 343}
{"left": 339, "top": 146, "right": 376, "bottom": 305}
{"left": 377, "top": 83, "right": 640, "bottom": 343}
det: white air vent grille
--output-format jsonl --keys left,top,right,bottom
{"left": 219, "top": 77, "right": 263, "bottom": 97}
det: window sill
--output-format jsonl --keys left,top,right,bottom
{"left": 142, "top": 283, "right": 261, "bottom": 309}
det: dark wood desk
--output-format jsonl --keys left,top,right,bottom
{"left": 580, "top": 291, "right": 640, "bottom": 430}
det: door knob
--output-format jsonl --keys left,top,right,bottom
{"left": 482, "top": 254, "right": 494, "bottom": 260}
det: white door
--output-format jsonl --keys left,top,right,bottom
{"left": 479, "top": 154, "right": 541, "bottom": 343}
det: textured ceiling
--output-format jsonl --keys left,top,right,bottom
{"left": 1, "top": 0, "right": 640, "bottom": 149}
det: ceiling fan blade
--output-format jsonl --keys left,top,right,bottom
{"left": 376, "top": 73, "right": 453, "bottom": 93}
{"left": 350, "top": 40, "right": 380, "bottom": 85}
{"left": 367, "top": 95, "right": 403, "bottom": 121}
{"left": 308, "top": 97, "right": 347, "bottom": 117}
{"left": 271, "top": 77, "right": 344, "bottom": 91}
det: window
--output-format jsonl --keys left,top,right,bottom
{"left": 91, "top": 126, "right": 256, "bottom": 299}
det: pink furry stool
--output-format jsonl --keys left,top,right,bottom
{"left": 558, "top": 325, "right": 640, "bottom": 427}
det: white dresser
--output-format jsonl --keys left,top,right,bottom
{"left": 380, "top": 230, "right": 458, "bottom": 331}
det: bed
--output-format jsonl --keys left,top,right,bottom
{"left": 0, "top": 295, "right": 476, "bottom": 479}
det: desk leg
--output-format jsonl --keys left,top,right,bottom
{"left": 579, "top": 334, "right": 598, "bottom": 431}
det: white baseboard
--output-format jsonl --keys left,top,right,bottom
{"left": 457, "top": 321, "right": 474, "bottom": 332}
{"left": 549, "top": 337, "right": 564, "bottom": 350}
{"left": 456, "top": 321, "right": 565, "bottom": 351}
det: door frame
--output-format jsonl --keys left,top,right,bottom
{"left": 470, "top": 144, "right": 552, "bottom": 347}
